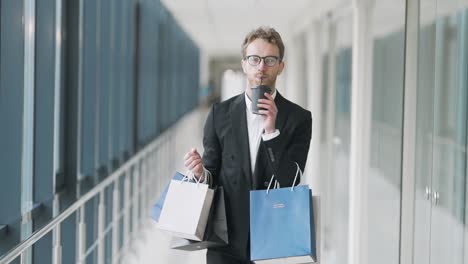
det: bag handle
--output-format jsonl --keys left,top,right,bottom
{"left": 261, "top": 141, "right": 303, "bottom": 193}
{"left": 181, "top": 170, "right": 201, "bottom": 184}
{"left": 266, "top": 162, "right": 302, "bottom": 194}
{"left": 266, "top": 175, "right": 279, "bottom": 194}
{"left": 290, "top": 162, "right": 302, "bottom": 191}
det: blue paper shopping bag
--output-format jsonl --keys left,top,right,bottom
{"left": 250, "top": 184, "right": 316, "bottom": 263}
{"left": 150, "top": 172, "right": 186, "bottom": 222}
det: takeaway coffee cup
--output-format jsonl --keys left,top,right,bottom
{"left": 251, "top": 84, "right": 272, "bottom": 115}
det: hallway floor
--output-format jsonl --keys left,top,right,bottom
{"left": 123, "top": 106, "right": 210, "bottom": 264}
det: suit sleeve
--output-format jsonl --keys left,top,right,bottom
{"left": 202, "top": 104, "right": 222, "bottom": 187}
{"left": 262, "top": 111, "right": 312, "bottom": 187}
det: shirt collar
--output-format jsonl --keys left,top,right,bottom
{"left": 245, "top": 89, "right": 277, "bottom": 112}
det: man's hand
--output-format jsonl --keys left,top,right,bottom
{"left": 257, "top": 92, "right": 278, "bottom": 134}
{"left": 184, "top": 148, "right": 204, "bottom": 180}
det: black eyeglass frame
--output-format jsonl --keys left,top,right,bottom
{"left": 245, "top": 55, "right": 281, "bottom": 67}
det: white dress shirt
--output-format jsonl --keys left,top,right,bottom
{"left": 200, "top": 91, "right": 280, "bottom": 184}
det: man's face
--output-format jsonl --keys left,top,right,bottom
{"left": 242, "top": 38, "right": 284, "bottom": 95}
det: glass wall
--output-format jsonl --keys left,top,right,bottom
{"left": 0, "top": 0, "right": 25, "bottom": 260}
{"left": 320, "top": 13, "right": 353, "bottom": 264}
{"left": 319, "top": 1, "right": 406, "bottom": 263}
{"left": 414, "top": 1, "right": 468, "bottom": 263}
{"left": 368, "top": 1, "right": 406, "bottom": 263}
{"left": 0, "top": 0, "right": 200, "bottom": 262}
{"left": 33, "top": 0, "right": 57, "bottom": 263}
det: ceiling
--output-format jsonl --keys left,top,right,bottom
{"left": 160, "top": 0, "right": 328, "bottom": 57}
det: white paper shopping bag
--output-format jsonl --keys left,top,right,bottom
{"left": 157, "top": 179, "right": 214, "bottom": 241}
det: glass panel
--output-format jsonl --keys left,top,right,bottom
{"left": 413, "top": 0, "right": 437, "bottom": 263}
{"left": 82, "top": 0, "right": 98, "bottom": 178}
{"left": 169, "top": 21, "right": 178, "bottom": 125}
{"left": 137, "top": 0, "right": 160, "bottom": 146}
{"left": 368, "top": 1, "right": 406, "bottom": 263}
{"left": 414, "top": 1, "right": 468, "bottom": 263}
{"left": 123, "top": 0, "right": 136, "bottom": 156}
{"left": 430, "top": 2, "right": 468, "bottom": 263}
{"left": 0, "top": 0, "right": 25, "bottom": 256}
{"left": 98, "top": 0, "right": 111, "bottom": 171}
{"left": 33, "top": 0, "right": 56, "bottom": 262}
{"left": 323, "top": 14, "right": 353, "bottom": 264}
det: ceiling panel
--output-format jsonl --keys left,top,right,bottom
{"left": 161, "top": 0, "right": 317, "bottom": 56}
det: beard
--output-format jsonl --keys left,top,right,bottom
{"left": 249, "top": 73, "right": 277, "bottom": 87}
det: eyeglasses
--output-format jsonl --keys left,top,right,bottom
{"left": 245, "top": 55, "right": 280, "bottom": 67}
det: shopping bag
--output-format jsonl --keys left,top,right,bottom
{"left": 250, "top": 164, "right": 316, "bottom": 263}
{"left": 150, "top": 172, "right": 186, "bottom": 222}
{"left": 157, "top": 176, "right": 214, "bottom": 241}
{"left": 170, "top": 187, "right": 229, "bottom": 251}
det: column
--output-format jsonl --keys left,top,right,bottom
{"left": 305, "top": 21, "right": 324, "bottom": 192}
{"left": 284, "top": 34, "right": 307, "bottom": 108}
{"left": 348, "top": 1, "right": 374, "bottom": 264}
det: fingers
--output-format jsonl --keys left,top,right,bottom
{"left": 186, "top": 157, "right": 202, "bottom": 170}
{"left": 257, "top": 98, "right": 277, "bottom": 115}
{"left": 184, "top": 153, "right": 201, "bottom": 166}
{"left": 184, "top": 148, "right": 200, "bottom": 160}
{"left": 189, "top": 148, "right": 199, "bottom": 156}
{"left": 193, "top": 163, "right": 203, "bottom": 176}
{"left": 264, "top": 92, "right": 273, "bottom": 100}
{"left": 258, "top": 93, "right": 277, "bottom": 133}
{"left": 257, "top": 102, "right": 276, "bottom": 112}
{"left": 258, "top": 95, "right": 276, "bottom": 108}
{"left": 184, "top": 148, "right": 203, "bottom": 175}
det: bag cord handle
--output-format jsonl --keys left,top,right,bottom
{"left": 181, "top": 170, "right": 201, "bottom": 184}
{"left": 261, "top": 140, "right": 303, "bottom": 193}
{"left": 290, "top": 162, "right": 302, "bottom": 191}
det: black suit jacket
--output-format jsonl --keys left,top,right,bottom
{"left": 202, "top": 92, "right": 312, "bottom": 259}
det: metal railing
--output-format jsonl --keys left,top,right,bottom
{"left": 0, "top": 128, "right": 176, "bottom": 264}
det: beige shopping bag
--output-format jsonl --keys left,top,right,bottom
{"left": 157, "top": 179, "right": 214, "bottom": 241}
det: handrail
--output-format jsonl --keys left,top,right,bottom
{"left": 0, "top": 129, "right": 171, "bottom": 264}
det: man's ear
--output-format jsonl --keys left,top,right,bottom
{"left": 277, "top": 61, "right": 285, "bottom": 75}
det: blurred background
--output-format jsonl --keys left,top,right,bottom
{"left": 1, "top": 0, "right": 468, "bottom": 263}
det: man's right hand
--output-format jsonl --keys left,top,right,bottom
{"left": 184, "top": 148, "right": 204, "bottom": 179}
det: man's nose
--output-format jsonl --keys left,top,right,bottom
{"left": 257, "top": 59, "right": 267, "bottom": 70}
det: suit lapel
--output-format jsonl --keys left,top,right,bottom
{"left": 230, "top": 94, "right": 253, "bottom": 187}
{"left": 274, "top": 92, "right": 288, "bottom": 133}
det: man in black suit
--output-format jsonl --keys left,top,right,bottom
{"left": 184, "top": 27, "right": 312, "bottom": 264}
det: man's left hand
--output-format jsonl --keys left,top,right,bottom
{"left": 257, "top": 92, "right": 278, "bottom": 134}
